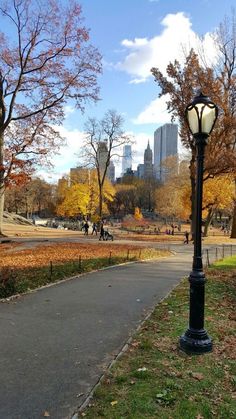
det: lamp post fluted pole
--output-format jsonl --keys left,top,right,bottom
{"left": 179, "top": 92, "right": 218, "bottom": 354}
{"left": 180, "top": 133, "right": 212, "bottom": 353}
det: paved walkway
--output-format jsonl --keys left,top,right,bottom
{"left": 0, "top": 246, "right": 200, "bottom": 418}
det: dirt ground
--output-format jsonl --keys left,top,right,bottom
{"left": 1, "top": 222, "right": 235, "bottom": 245}
{"left": 2, "top": 223, "right": 83, "bottom": 238}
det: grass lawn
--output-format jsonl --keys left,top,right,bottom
{"left": 0, "top": 242, "right": 169, "bottom": 298}
{"left": 213, "top": 255, "right": 236, "bottom": 269}
{"left": 79, "top": 258, "right": 236, "bottom": 419}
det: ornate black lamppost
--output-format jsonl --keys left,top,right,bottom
{"left": 179, "top": 92, "right": 218, "bottom": 354}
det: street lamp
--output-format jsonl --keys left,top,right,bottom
{"left": 179, "top": 92, "right": 218, "bottom": 354}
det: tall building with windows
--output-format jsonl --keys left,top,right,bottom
{"left": 154, "top": 123, "right": 178, "bottom": 182}
{"left": 144, "top": 141, "right": 153, "bottom": 179}
{"left": 122, "top": 145, "right": 132, "bottom": 175}
{"left": 137, "top": 163, "right": 144, "bottom": 179}
{"left": 97, "top": 141, "right": 109, "bottom": 176}
{"left": 107, "top": 160, "right": 115, "bottom": 183}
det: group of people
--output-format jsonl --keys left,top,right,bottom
{"left": 81, "top": 221, "right": 113, "bottom": 241}
{"left": 81, "top": 221, "right": 97, "bottom": 235}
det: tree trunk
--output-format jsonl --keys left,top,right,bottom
{"left": 98, "top": 183, "right": 103, "bottom": 219}
{"left": 0, "top": 131, "right": 5, "bottom": 236}
{"left": 0, "top": 186, "right": 4, "bottom": 235}
{"left": 25, "top": 198, "right": 29, "bottom": 219}
{"left": 230, "top": 178, "right": 236, "bottom": 238}
{"left": 203, "top": 207, "right": 214, "bottom": 237}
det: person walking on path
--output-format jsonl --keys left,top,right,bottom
{"left": 83, "top": 221, "right": 89, "bottom": 235}
{"left": 99, "top": 222, "right": 105, "bottom": 241}
{"left": 91, "top": 222, "right": 98, "bottom": 235}
{"left": 184, "top": 231, "right": 189, "bottom": 244}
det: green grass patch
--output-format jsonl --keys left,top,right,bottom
{"left": 0, "top": 248, "right": 168, "bottom": 298}
{"left": 213, "top": 255, "right": 236, "bottom": 269}
{"left": 81, "top": 257, "right": 236, "bottom": 418}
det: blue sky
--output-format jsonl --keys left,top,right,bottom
{"left": 46, "top": 0, "right": 234, "bottom": 181}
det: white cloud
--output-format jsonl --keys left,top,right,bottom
{"left": 133, "top": 94, "right": 172, "bottom": 125}
{"left": 117, "top": 12, "right": 218, "bottom": 84}
{"left": 64, "top": 105, "right": 76, "bottom": 117}
{"left": 40, "top": 126, "right": 86, "bottom": 182}
{"left": 132, "top": 132, "right": 151, "bottom": 165}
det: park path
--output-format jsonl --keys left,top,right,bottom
{"left": 0, "top": 246, "right": 194, "bottom": 419}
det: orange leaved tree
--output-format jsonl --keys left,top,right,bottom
{"left": 151, "top": 12, "right": 236, "bottom": 236}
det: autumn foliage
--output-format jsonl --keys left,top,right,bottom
{"left": 56, "top": 169, "right": 115, "bottom": 217}
{"left": 0, "top": 0, "right": 102, "bottom": 233}
{"left": 151, "top": 36, "right": 236, "bottom": 235}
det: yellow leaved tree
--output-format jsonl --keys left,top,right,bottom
{"left": 56, "top": 169, "right": 115, "bottom": 218}
{"left": 202, "top": 175, "right": 235, "bottom": 236}
{"left": 56, "top": 183, "right": 90, "bottom": 217}
{"left": 155, "top": 159, "right": 191, "bottom": 220}
{"left": 134, "top": 207, "right": 143, "bottom": 220}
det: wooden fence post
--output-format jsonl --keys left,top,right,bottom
{"left": 206, "top": 249, "right": 210, "bottom": 267}
{"left": 50, "top": 261, "right": 53, "bottom": 277}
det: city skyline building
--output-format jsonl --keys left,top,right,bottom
{"left": 97, "top": 141, "right": 109, "bottom": 177}
{"left": 122, "top": 145, "right": 132, "bottom": 175}
{"left": 144, "top": 140, "right": 153, "bottom": 179}
{"left": 137, "top": 163, "right": 144, "bottom": 179}
{"left": 153, "top": 123, "right": 178, "bottom": 182}
{"left": 108, "top": 160, "right": 115, "bottom": 183}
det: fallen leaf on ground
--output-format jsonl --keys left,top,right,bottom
{"left": 190, "top": 372, "right": 204, "bottom": 381}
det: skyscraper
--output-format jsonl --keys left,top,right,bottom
{"left": 153, "top": 123, "right": 178, "bottom": 182}
{"left": 107, "top": 160, "right": 115, "bottom": 183}
{"left": 144, "top": 141, "right": 153, "bottom": 179}
{"left": 97, "top": 141, "right": 109, "bottom": 177}
{"left": 122, "top": 145, "right": 132, "bottom": 175}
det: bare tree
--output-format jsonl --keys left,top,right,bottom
{"left": 82, "top": 110, "right": 132, "bottom": 218}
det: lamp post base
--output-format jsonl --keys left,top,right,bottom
{"left": 179, "top": 328, "right": 212, "bottom": 354}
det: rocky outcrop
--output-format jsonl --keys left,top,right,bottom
{"left": 3, "top": 212, "right": 33, "bottom": 226}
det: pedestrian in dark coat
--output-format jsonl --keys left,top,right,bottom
{"left": 91, "top": 222, "right": 97, "bottom": 235}
{"left": 99, "top": 222, "right": 105, "bottom": 241}
{"left": 83, "top": 221, "right": 89, "bottom": 235}
{"left": 184, "top": 231, "right": 189, "bottom": 244}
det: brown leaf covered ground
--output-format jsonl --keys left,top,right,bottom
{"left": 0, "top": 242, "right": 166, "bottom": 269}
